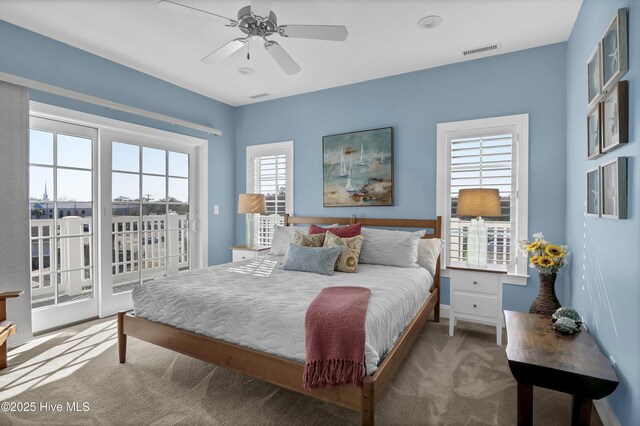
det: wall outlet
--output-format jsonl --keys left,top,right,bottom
{"left": 213, "top": 205, "right": 219, "bottom": 215}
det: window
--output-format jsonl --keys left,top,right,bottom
{"left": 436, "top": 114, "right": 528, "bottom": 276}
{"left": 246, "top": 141, "right": 294, "bottom": 245}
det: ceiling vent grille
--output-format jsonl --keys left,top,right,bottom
{"left": 462, "top": 43, "right": 501, "bottom": 57}
{"left": 250, "top": 93, "right": 270, "bottom": 99}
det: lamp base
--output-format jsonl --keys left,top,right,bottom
{"left": 466, "top": 218, "right": 488, "bottom": 267}
{"left": 246, "top": 213, "right": 258, "bottom": 246}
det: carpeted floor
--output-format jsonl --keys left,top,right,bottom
{"left": 0, "top": 317, "right": 602, "bottom": 425}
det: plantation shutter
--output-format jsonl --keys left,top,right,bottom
{"left": 251, "top": 153, "right": 287, "bottom": 245}
{"left": 449, "top": 132, "right": 513, "bottom": 266}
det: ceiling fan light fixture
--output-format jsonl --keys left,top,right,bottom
{"left": 237, "top": 67, "right": 255, "bottom": 75}
{"left": 417, "top": 15, "right": 443, "bottom": 29}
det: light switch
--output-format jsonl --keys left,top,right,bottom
{"left": 213, "top": 205, "right": 219, "bottom": 215}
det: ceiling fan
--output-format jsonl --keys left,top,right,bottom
{"left": 158, "top": 0, "right": 349, "bottom": 75}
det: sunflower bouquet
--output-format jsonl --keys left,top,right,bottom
{"left": 517, "top": 232, "right": 568, "bottom": 275}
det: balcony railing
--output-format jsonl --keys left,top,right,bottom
{"left": 255, "top": 214, "right": 284, "bottom": 246}
{"left": 449, "top": 219, "right": 511, "bottom": 265}
{"left": 30, "top": 214, "right": 188, "bottom": 305}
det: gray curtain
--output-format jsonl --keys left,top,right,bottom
{"left": 0, "top": 81, "right": 32, "bottom": 344}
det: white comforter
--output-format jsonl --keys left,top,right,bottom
{"left": 131, "top": 254, "right": 433, "bottom": 374}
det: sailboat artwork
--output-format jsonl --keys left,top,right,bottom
{"left": 322, "top": 127, "right": 393, "bottom": 207}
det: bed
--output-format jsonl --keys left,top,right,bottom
{"left": 118, "top": 215, "right": 442, "bottom": 425}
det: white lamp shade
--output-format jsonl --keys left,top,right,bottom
{"left": 237, "top": 193, "right": 267, "bottom": 214}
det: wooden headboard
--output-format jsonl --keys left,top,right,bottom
{"left": 283, "top": 214, "right": 442, "bottom": 239}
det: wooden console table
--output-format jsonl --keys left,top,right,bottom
{"left": 0, "top": 290, "right": 23, "bottom": 369}
{"left": 504, "top": 310, "right": 618, "bottom": 426}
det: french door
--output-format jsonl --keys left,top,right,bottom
{"left": 29, "top": 117, "right": 99, "bottom": 331}
{"left": 99, "top": 130, "right": 197, "bottom": 317}
{"left": 29, "top": 110, "right": 201, "bottom": 330}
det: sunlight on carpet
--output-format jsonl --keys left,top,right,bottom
{"left": 1, "top": 320, "right": 117, "bottom": 401}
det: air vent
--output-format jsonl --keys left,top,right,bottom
{"left": 250, "top": 93, "right": 269, "bottom": 99}
{"left": 462, "top": 43, "right": 501, "bottom": 56}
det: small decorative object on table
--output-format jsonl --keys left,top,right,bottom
{"left": 551, "top": 307, "right": 583, "bottom": 334}
{"left": 518, "top": 233, "right": 569, "bottom": 316}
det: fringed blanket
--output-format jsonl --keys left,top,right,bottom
{"left": 303, "top": 286, "right": 371, "bottom": 389}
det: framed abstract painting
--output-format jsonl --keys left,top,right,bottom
{"left": 322, "top": 127, "right": 393, "bottom": 207}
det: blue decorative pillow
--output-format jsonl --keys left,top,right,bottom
{"left": 281, "top": 244, "right": 343, "bottom": 276}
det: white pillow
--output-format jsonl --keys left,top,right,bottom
{"left": 417, "top": 238, "right": 444, "bottom": 276}
{"left": 359, "top": 228, "right": 425, "bottom": 268}
{"left": 270, "top": 225, "right": 309, "bottom": 256}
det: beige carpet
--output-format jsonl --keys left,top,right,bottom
{"left": 0, "top": 317, "right": 602, "bottom": 425}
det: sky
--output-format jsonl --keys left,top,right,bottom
{"left": 29, "top": 132, "right": 189, "bottom": 203}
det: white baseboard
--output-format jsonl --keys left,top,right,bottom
{"left": 593, "top": 398, "right": 620, "bottom": 426}
{"left": 438, "top": 304, "right": 451, "bottom": 318}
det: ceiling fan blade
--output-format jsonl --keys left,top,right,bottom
{"left": 157, "top": 0, "right": 236, "bottom": 26}
{"left": 278, "top": 25, "right": 348, "bottom": 41}
{"left": 264, "top": 41, "right": 301, "bottom": 75}
{"left": 250, "top": 0, "right": 274, "bottom": 18}
{"left": 201, "top": 38, "right": 246, "bottom": 64}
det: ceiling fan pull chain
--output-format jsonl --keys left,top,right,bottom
{"left": 246, "top": 38, "right": 251, "bottom": 60}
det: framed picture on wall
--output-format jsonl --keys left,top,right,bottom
{"left": 322, "top": 127, "right": 393, "bottom": 207}
{"left": 586, "top": 104, "right": 602, "bottom": 159}
{"left": 600, "top": 156, "right": 627, "bottom": 220}
{"left": 601, "top": 8, "right": 628, "bottom": 93}
{"left": 601, "top": 80, "right": 628, "bottom": 153}
{"left": 587, "top": 44, "right": 602, "bottom": 108}
{"left": 586, "top": 167, "right": 600, "bottom": 217}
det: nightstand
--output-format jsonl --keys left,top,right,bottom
{"left": 448, "top": 266, "right": 505, "bottom": 345}
{"left": 230, "top": 245, "right": 270, "bottom": 262}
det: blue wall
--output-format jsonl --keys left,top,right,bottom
{"left": 0, "top": 20, "right": 236, "bottom": 266}
{"left": 235, "top": 43, "right": 568, "bottom": 309}
{"left": 566, "top": 1, "right": 639, "bottom": 424}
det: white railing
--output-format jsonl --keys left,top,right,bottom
{"left": 256, "top": 214, "right": 284, "bottom": 246}
{"left": 30, "top": 214, "right": 188, "bottom": 299}
{"left": 111, "top": 213, "right": 188, "bottom": 285}
{"left": 449, "top": 219, "right": 511, "bottom": 265}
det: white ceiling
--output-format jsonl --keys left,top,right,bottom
{"left": 0, "top": 0, "right": 582, "bottom": 107}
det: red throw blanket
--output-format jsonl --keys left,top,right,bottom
{"left": 303, "top": 286, "right": 371, "bottom": 389}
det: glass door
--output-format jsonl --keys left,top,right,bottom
{"left": 29, "top": 117, "right": 98, "bottom": 331}
{"left": 99, "top": 132, "right": 195, "bottom": 316}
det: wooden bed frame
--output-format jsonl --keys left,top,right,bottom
{"left": 118, "top": 215, "right": 442, "bottom": 425}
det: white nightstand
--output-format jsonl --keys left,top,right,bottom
{"left": 448, "top": 266, "right": 505, "bottom": 345}
{"left": 230, "top": 245, "right": 270, "bottom": 262}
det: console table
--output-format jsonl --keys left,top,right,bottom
{"left": 504, "top": 310, "right": 618, "bottom": 426}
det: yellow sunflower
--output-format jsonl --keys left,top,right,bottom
{"left": 545, "top": 244, "right": 565, "bottom": 258}
{"left": 530, "top": 255, "right": 542, "bottom": 265}
{"left": 537, "top": 256, "right": 555, "bottom": 268}
{"left": 527, "top": 241, "right": 542, "bottom": 252}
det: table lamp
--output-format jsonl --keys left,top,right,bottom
{"left": 238, "top": 193, "right": 267, "bottom": 247}
{"left": 456, "top": 188, "right": 501, "bottom": 268}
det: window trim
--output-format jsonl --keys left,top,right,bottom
{"left": 245, "top": 141, "right": 294, "bottom": 214}
{"left": 436, "top": 114, "right": 528, "bottom": 285}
